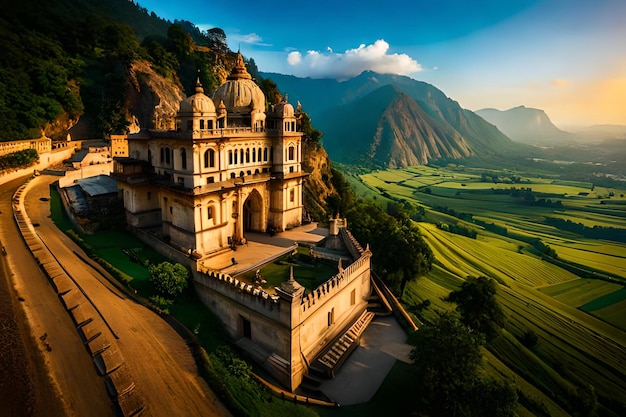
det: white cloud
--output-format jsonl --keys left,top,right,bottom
{"left": 228, "top": 32, "right": 272, "bottom": 47}
{"left": 286, "top": 40, "right": 422, "bottom": 80}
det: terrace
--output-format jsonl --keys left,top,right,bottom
{"left": 199, "top": 223, "right": 350, "bottom": 293}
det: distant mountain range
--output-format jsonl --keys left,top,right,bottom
{"left": 476, "top": 106, "right": 574, "bottom": 145}
{"left": 261, "top": 71, "right": 526, "bottom": 167}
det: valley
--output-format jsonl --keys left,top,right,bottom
{"left": 346, "top": 163, "right": 626, "bottom": 416}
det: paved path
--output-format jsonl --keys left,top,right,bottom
{"left": 319, "top": 315, "right": 413, "bottom": 406}
{"left": 16, "top": 175, "right": 231, "bottom": 417}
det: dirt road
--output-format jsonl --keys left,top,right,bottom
{"left": 1, "top": 174, "right": 230, "bottom": 417}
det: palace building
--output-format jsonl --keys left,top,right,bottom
{"left": 112, "top": 54, "right": 377, "bottom": 392}
{"left": 113, "top": 53, "right": 307, "bottom": 256}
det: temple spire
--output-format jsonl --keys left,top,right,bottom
{"left": 227, "top": 50, "right": 252, "bottom": 80}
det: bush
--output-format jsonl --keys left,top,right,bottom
{"left": 149, "top": 295, "right": 173, "bottom": 313}
{"left": 148, "top": 261, "right": 189, "bottom": 297}
{"left": 521, "top": 329, "right": 539, "bottom": 348}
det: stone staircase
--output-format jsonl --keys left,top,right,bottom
{"left": 307, "top": 310, "right": 375, "bottom": 382}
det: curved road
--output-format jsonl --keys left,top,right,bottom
{"left": 1, "top": 174, "right": 230, "bottom": 417}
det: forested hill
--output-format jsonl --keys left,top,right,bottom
{"left": 0, "top": 0, "right": 343, "bottom": 221}
{"left": 0, "top": 0, "right": 234, "bottom": 141}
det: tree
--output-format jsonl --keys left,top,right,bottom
{"left": 206, "top": 27, "right": 228, "bottom": 53}
{"left": 444, "top": 276, "right": 506, "bottom": 341}
{"left": 410, "top": 313, "right": 517, "bottom": 417}
{"left": 148, "top": 262, "right": 189, "bottom": 297}
{"left": 410, "top": 313, "right": 484, "bottom": 416}
{"left": 345, "top": 199, "right": 432, "bottom": 295}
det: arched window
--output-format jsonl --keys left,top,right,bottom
{"left": 165, "top": 148, "right": 171, "bottom": 165}
{"left": 257, "top": 148, "right": 262, "bottom": 162}
{"left": 207, "top": 205, "right": 213, "bottom": 220}
{"left": 180, "top": 148, "right": 187, "bottom": 170}
{"left": 246, "top": 148, "right": 250, "bottom": 163}
{"left": 288, "top": 146, "right": 295, "bottom": 161}
{"left": 204, "top": 149, "right": 215, "bottom": 168}
{"left": 263, "top": 147, "right": 268, "bottom": 161}
{"left": 234, "top": 149, "right": 238, "bottom": 164}
{"left": 228, "top": 150, "right": 233, "bottom": 165}
{"left": 230, "top": 172, "right": 236, "bottom": 179}
{"left": 240, "top": 149, "right": 244, "bottom": 164}
{"left": 252, "top": 148, "right": 256, "bottom": 163}
{"left": 147, "top": 149, "right": 152, "bottom": 165}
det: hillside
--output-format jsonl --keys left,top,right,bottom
{"left": 261, "top": 71, "right": 526, "bottom": 167}
{"left": 322, "top": 85, "right": 472, "bottom": 166}
{"left": 476, "top": 106, "right": 574, "bottom": 145}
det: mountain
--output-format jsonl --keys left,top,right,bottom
{"left": 476, "top": 106, "right": 574, "bottom": 145}
{"left": 261, "top": 71, "right": 523, "bottom": 167}
{"left": 322, "top": 85, "right": 472, "bottom": 167}
{"left": 570, "top": 124, "right": 626, "bottom": 142}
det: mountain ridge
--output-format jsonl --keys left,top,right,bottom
{"left": 261, "top": 70, "right": 524, "bottom": 167}
{"left": 476, "top": 106, "right": 574, "bottom": 145}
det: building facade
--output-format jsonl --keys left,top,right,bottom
{"left": 113, "top": 53, "right": 307, "bottom": 257}
{"left": 113, "top": 55, "right": 376, "bottom": 392}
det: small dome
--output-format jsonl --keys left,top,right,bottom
{"left": 179, "top": 79, "right": 216, "bottom": 114}
{"left": 212, "top": 52, "right": 265, "bottom": 114}
{"left": 273, "top": 102, "right": 295, "bottom": 118}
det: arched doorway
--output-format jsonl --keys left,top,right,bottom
{"left": 243, "top": 190, "right": 263, "bottom": 232}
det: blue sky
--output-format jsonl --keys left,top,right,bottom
{"left": 136, "top": 0, "right": 626, "bottom": 127}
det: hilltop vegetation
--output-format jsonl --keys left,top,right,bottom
{"left": 0, "top": 0, "right": 241, "bottom": 140}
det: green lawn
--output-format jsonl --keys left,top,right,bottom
{"left": 237, "top": 246, "right": 340, "bottom": 292}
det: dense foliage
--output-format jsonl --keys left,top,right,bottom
{"left": 409, "top": 313, "right": 517, "bottom": 417}
{"left": 0, "top": 149, "right": 39, "bottom": 170}
{"left": 0, "top": 0, "right": 232, "bottom": 140}
{"left": 331, "top": 175, "right": 433, "bottom": 295}
{"left": 148, "top": 262, "right": 189, "bottom": 297}
{"left": 444, "top": 276, "right": 506, "bottom": 341}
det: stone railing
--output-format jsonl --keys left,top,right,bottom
{"left": 300, "top": 250, "right": 371, "bottom": 314}
{"left": 340, "top": 228, "right": 365, "bottom": 259}
{"left": 193, "top": 267, "right": 281, "bottom": 318}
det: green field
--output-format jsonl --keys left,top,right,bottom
{"left": 359, "top": 165, "right": 626, "bottom": 416}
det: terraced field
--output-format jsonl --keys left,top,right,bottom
{"left": 357, "top": 165, "right": 626, "bottom": 415}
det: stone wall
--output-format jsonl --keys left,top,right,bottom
{"left": 190, "top": 227, "right": 373, "bottom": 391}
{"left": 0, "top": 137, "right": 51, "bottom": 157}
{"left": 0, "top": 146, "right": 76, "bottom": 185}
{"left": 57, "top": 162, "right": 113, "bottom": 188}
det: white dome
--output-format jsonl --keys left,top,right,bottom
{"left": 212, "top": 52, "right": 265, "bottom": 114}
{"left": 273, "top": 102, "right": 295, "bottom": 118}
{"left": 179, "top": 81, "right": 216, "bottom": 114}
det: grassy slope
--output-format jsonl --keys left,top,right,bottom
{"left": 362, "top": 165, "right": 626, "bottom": 416}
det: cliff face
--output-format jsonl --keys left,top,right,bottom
{"left": 369, "top": 92, "right": 473, "bottom": 168}
{"left": 126, "top": 60, "right": 186, "bottom": 132}
{"left": 302, "top": 141, "right": 336, "bottom": 221}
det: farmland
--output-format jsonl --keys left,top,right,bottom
{"left": 351, "top": 164, "right": 626, "bottom": 416}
